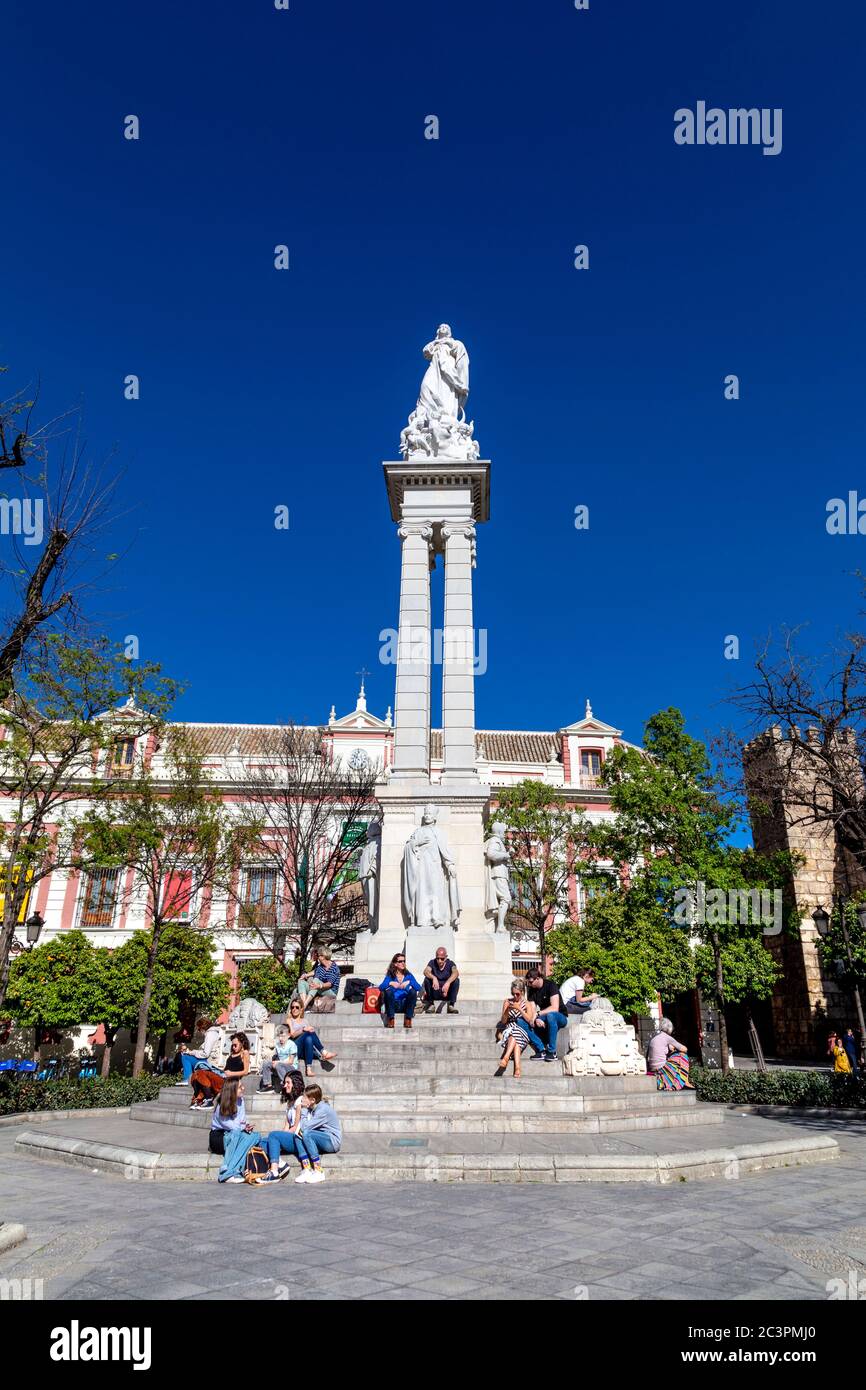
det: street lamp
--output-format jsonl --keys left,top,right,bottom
{"left": 812, "top": 905, "right": 830, "bottom": 937}
{"left": 25, "top": 910, "right": 44, "bottom": 946}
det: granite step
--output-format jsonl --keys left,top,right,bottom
{"left": 153, "top": 1073, "right": 667, "bottom": 1100}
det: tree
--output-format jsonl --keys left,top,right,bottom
{"left": 0, "top": 634, "right": 177, "bottom": 1009}
{"left": 730, "top": 592, "right": 866, "bottom": 877}
{"left": 495, "top": 779, "right": 601, "bottom": 959}
{"left": 228, "top": 723, "right": 378, "bottom": 973}
{"left": 814, "top": 900, "right": 866, "bottom": 1043}
{"left": 548, "top": 884, "right": 696, "bottom": 1019}
{"left": 5, "top": 929, "right": 105, "bottom": 1059}
{"left": 236, "top": 955, "right": 301, "bottom": 1015}
{"left": 695, "top": 935, "right": 781, "bottom": 1035}
{"left": 597, "top": 708, "right": 792, "bottom": 1071}
{"left": 0, "top": 368, "right": 122, "bottom": 700}
{"left": 81, "top": 728, "right": 245, "bottom": 1075}
{"left": 107, "top": 926, "right": 230, "bottom": 1069}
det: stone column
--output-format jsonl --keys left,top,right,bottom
{"left": 441, "top": 522, "right": 477, "bottom": 782}
{"left": 390, "top": 522, "right": 432, "bottom": 779}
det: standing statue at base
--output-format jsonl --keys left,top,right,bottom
{"left": 402, "top": 803, "right": 461, "bottom": 930}
{"left": 484, "top": 820, "right": 512, "bottom": 932}
{"left": 358, "top": 820, "right": 381, "bottom": 927}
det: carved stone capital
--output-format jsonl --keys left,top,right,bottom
{"left": 397, "top": 523, "right": 433, "bottom": 544}
{"left": 441, "top": 523, "right": 476, "bottom": 543}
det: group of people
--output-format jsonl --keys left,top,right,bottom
{"left": 209, "top": 1073, "right": 343, "bottom": 1185}
{"left": 828, "top": 1028, "right": 861, "bottom": 1076}
{"left": 376, "top": 946, "right": 460, "bottom": 1025}
{"left": 496, "top": 968, "right": 597, "bottom": 1076}
{"left": 180, "top": 952, "right": 343, "bottom": 1112}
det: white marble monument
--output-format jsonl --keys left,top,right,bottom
{"left": 352, "top": 327, "right": 513, "bottom": 999}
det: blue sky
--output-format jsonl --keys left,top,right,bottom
{"left": 3, "top": 0, "right": 865, "bottom": 748}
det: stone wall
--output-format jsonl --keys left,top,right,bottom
{"left": 744, "top": 728, "right": 864, "bottom": 1057}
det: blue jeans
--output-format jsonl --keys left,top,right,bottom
{"left": 180, "top": 1054, "right": 200, "bottom": 1081}
{"left": 265, "top": 1131, "right": 298, "bottom": 1165}
{"left": 291, "top": 1130, "right": 339, "bottom": 1164}
{"left": 293, "top": 1031, "right": 324, "bottom": 1065}
{"left": 383, "top": 988, "right": 417, "bottom": 1020}
{"left": 536, "top": 1010, "right": 568, "bottom": 1055}
{"left": 515, "top": 1020, "right": 546, "bottom": 1055}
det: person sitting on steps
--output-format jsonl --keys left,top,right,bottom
{"left": 257, "top": 1025, "right": 299, "bottom": 1094}
{"left": 379, "top": 952, "right": 422, "bottom": 1029}
{"left": 524, "top": 968, "right": 568, "bottom": 1062}
{"left": 497, "top": 979, "right": 537, "bottom": 1079}
{"left": 258, "top": 1083, "right": 342, "bottom": 1185}
{"left": 208, "top": 1079, "right": 253, "bottom": 1154}
{"left": 421, "top": 946, "right": 460, "bottom": 1013}
{"left": 559, "top": 968, "right": 600, "bottom": 1016}
{"left": 296, "top": 948, "right": 341, "bottom": 1010}
{"left": 285, "top": 997, "right": 337, "bottom": 1077}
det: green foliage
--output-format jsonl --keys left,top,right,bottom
{"left": 692, "top": 1066, "right": 866, "bottom": 1108}
{"left": 816, "top": 901, "right": 866, "bottom": 988}
{"left": 237, "top": 955, "right": 300, "bottom": 1014}
{"left": 548, "top": 887, "right": 696, "bottom": 1017}
{"left": 599, "top": 708, "right": 794, "bottom": 1023}
{"left": 111, "top": 926, "right": 230, "bottom": 1034}
{"left": 6, "top": 925, "right": 228, "bottom": 1043}
{"left": 6, "top": 931, "right": 105, "bottom": 1028}
{"left": 496, "top": 779, "right": 601, "bottom": 953}
{"left": 0, "top": 1074, "right": 162, "bottom": 1116}
{"left": 695, "top": 935, "right": 780, "bottom": 1007}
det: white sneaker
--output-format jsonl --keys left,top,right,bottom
{"left": 224, "top": 1175, "right": 245, "bottom": 1184}
{"left": 294, "top": 1169, "right": 312, "bottom": 1184}
{"left": 305, "top": 1168, "right": 326, "bottom": 1184}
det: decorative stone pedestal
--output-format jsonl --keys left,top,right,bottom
{"left": 561, "top": 999, "right": 647, "bottom": 1077}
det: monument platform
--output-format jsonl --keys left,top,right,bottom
{"left": 11, "top": 1003, "right": 839, "bottom": 1184}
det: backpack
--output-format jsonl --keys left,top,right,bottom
{"left": 243, "top": 1145, "right": 271, "bottom": 1183}
{"left": 343, "top": 977, "right": 372, "bottom": 1004}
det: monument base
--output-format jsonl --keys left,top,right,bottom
{"left": 351, "top": 778, "right": 514, "bottom": 1002}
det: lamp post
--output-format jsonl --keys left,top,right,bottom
{"left": 25, "top": 910, "right": 44, "bottom": 947}
{"left": 813, "top": 901, "right": 866, "bottom": 1060}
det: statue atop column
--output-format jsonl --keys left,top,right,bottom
{"left": 402, "top": 803, "right": 461, "bottom": 929}
{"left": 400, "top": 324, "right": 481, "bottom": 462}
{"left": 484, "top": 820, "right": 513, "bottom": 932}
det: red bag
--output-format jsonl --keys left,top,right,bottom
{"left": 362, "top": 987, "right": 382, "bottom": 1014}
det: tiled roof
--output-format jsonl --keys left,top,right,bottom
{"left": 176, "top": 724, "right": 562, "bottom": 766}
{"left": 414, "top": 729, "right": 560, "bottom": 764}
{"left": 172, "top": 725, "right": 324, "bottom": 757}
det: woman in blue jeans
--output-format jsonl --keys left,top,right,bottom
{"left": 259, "top": 1083, "right": 342, "bottom": 1186}
{"left": 285, "top": 998, "right": 337, "bottom": 1077}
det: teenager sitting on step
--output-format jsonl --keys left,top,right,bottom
{"left": 379, "top": 952, "right": 422, "bottom": 1028}
{"left": 285, "top": 997, "right": 337, "bottom": 1077}
{"left": 208, "top": 1079, "right": 254, "bottom": 1154}
{"left": 258, "top": 1083, "right": 342, "bottom": 1185}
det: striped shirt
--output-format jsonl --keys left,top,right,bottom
{"left": 314, "top": 961, "right": 341, "bottom": 991}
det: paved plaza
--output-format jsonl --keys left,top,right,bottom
{"left": 2, "top": 1112, "right": 865, "bottom": 1301}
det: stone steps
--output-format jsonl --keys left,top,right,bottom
{"left": 15, "top": 1123, "right": 840, "bottom": 1184}
{"left": 154, "top": 1073, "right": 664, "bottom": 1100}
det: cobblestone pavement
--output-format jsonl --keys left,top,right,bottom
{"left": 1, "top": 1115, "right": 865, "bottom": 1302}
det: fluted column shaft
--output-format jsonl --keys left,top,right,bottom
{"left": 391, "top": 522, "right": 432, "bottom": 778}
{"left": 441, "top": 522, "right": 477, "bottom": 781}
